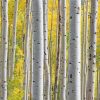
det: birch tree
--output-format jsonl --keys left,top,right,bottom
{"left": 60, "top": 0, "right": 67, "bottom": 100}
{"left": 0, "top": 0, "right": 2, "bottom": 97}
{"left": 81, "top": 2, "right": 85, "bottom": 100}
{"left": 2, "top": 0, "right": 8, "bottom": 99}
{"left": 11, "top": 0, "right": 18, "bottom": 78}
{"left": 86, "top": 0, "right": 98, "bottom": 100}
{"left": 67, "top": 0, "right": 81, "bottom": 100}
{"left": 82, "top": 0, "right": 89, "bottom": 100}
{"left": 98, "top": 71, "right": 100, "bottom": 100}
{"left": 43, "top": 0, "right": 50, "bottom": 100}
{"left": 0, "top": 43, "right": 2, "bottom": 98}
{"left": 30, "top": 25, "right": 33, "bottom": 99}
{"left": 24, "top": 0, "right": 31, "bottom": 99}
{"left": 54, "top": 0, "right": 61, "bottom": 99}
{"left": 32, "top": 0, "right": 44, "bottom": 100}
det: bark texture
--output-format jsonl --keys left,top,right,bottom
{"left": 60, "top": 0, "right": 67, "bottom": 100}
{"left": 54, "top": 0, "right": 61, "bottom": 99}
{"left": 32, "top": 0, "right": 44, "bottom": 100}
{"left": 67, "top": 0, "right": 81, "bottom": 100}
{"left": 2, "top": 0, "right": 8, "bottom": 99}
{"left": 24, "top": 0, "right": 31, "bottom": 100}
{"left": 43, "top": 0, "right": 50, "bottom": 100}
{"left": 86, "top": 0, "right": 98, "bottom": 100}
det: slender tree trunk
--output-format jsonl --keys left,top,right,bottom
{"left": 32, "top": 0, "right": 44, "bottom": 100}
{"left": 83, "top": 1, "right": 88, "bottom": 100}
{"left": 67, "top": 0, "right": 81, "bottom": 100}
{"left": 24, "top": 0, "right": 31, "bottom": 99}
{"left": 81, "top": 2, "right": 85, "bottom": 100}
{"left": 86, "top": 0, "right": 98, "bottom": 100}
{"left": 7, "top": 25, "right": 11, "bottom": 79}
{"left": 43, "top": 0, "right": 50, "bottom": 100}
{"left": 0, "top": 0, "right": 2, "bottom": 97}
{"left": 0, "top": 44, "right": 2, "bottom": 98}
{"left": 60, "top": 0, "right": 66, "bottom": 100}
{"left": 81, "top": 1, "right": 89, "bottom": 99}
{"left": 11, "top": 0, "right": 19, "bottom": 78}
{"left": 97, "top": 68, "right": 98, "bottom": 100}
{"left": 2, "top": 0, "right": 8, "bottom": 99}
{"left": 98, "top": 71, "right": 100, "bottom": 100}
{"left": 29, "top": 15, "right": 33, "bottom": 99}
{"left": 54, "top": 0, "right": 61, "bottom": 100}
{"left": 0, "top": 42, "right": 2, "bottom": 98}
{"left": 27, "top": 38, "right": 30, "bottom": 100}
{"left": 30, "top": 24, "right": 33, "bottom": 99}
{"left": 0, "top": 27, "right": 2, "bottom": 98}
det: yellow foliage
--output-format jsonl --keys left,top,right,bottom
{"left": 2, "top": 0, "right": 100, "bottom": 99}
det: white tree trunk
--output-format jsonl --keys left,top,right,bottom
{"left": 11, "top": 0, "right": 18, "bottom": 78}
{"left": 67, "top": 0, "right": 81, "bottom": 100}
{"left": 0, "top": 0, "right": 2, "bottom": 98}
{"left": 24, "top": 0, "right": 31, "bottom": 100}
{"left": 98, "top": 71, "right": 100, "bottom": 100}
{"left": 43, "top": 0, "right": 50, "bottom": 100}
{"left": 32, "top": 0, "right": 44, "bottom": 100}
{"left": 7, "top": 26, "right": 12, "bottom": 79}
{"left": 81, "top": 2, "right": 85, "bottom": 100}
{"left": 82, "top": 1, "right": 88, "bottom": 100}
{"left": 86, "top": 0, "right": 98, "bottom": 100}
{"left": 60, "top": 0, "right": 66, "bottom": 100}
{"left": 30, "top": 26, "right": 33, "bottom": 99}
{"left": 2, "top": 0, "right": 8, "bottom": 99}
{"left": 29, "top": 16, "right": 33, "bottom": 99}
{"left": 0, "top": 44, "right": 2, "bottom": 98}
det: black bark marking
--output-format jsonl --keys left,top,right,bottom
{"left": 70, "top": 81, "right": 72, "bottom": 83}
{"left": 89, "top": 89, "right": 91, "bottom": 92}
{"left": 70, "top": 16, "right": 72, "bottom": 19}
{"left": 70, "top": 74, "right": 72, "bottom": 78}
{"left": 72, "top": 38, "right": 75, "bottom": 40}
{"left": 69, "top": 62, "right": 72, "bottom": 64}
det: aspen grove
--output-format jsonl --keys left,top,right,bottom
{"left": 0, "top": 0, "right": 100, "bottom": 100}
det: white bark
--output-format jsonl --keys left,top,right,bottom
{"left": 24, "top": 0, "right": 31, "bottom": 100}
{"left": 43, "top": 0, "right": 50, "bottom": 100}
{"left": 0, "top": 43, "right": 2, "bottom": 98}
{"left": 86, "top": 0, "right": 98, "bottom": 100}
{"left": 98, "top": 71, "right": 100, "bottom": 100}
{"left": 0, "top": 45, "right": 2, "bottom": 98}
{"left": 29, "top": 15, "right": 33, "bottom": 99}
{"left": 30, "top": 26, "right": 33, "bottom": 99}
{"left": 81, "top": 3, "right": 85, "bottom": 100}
{"left": 2, "top": 0, "right": 8, "bottom": 99}
{"left": 11, "top": 0, "right": 18, "bottom": 78}
{"left": 82, "top": 1, "right": 88, "bottom": 100}
{"left": 7, "top": 27, "right": 12, "bottom": 79}
{"left": 32, "top": 0, "right": 44, "bottom": 100}
{"left": 67, "top": 0, "right": 81, "bottom": 100}
{"left": 60, "top": 0, "right": 66, "bottom": 100}
{"left": 0, "top": 0, "right": 3, "bottom": 95}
